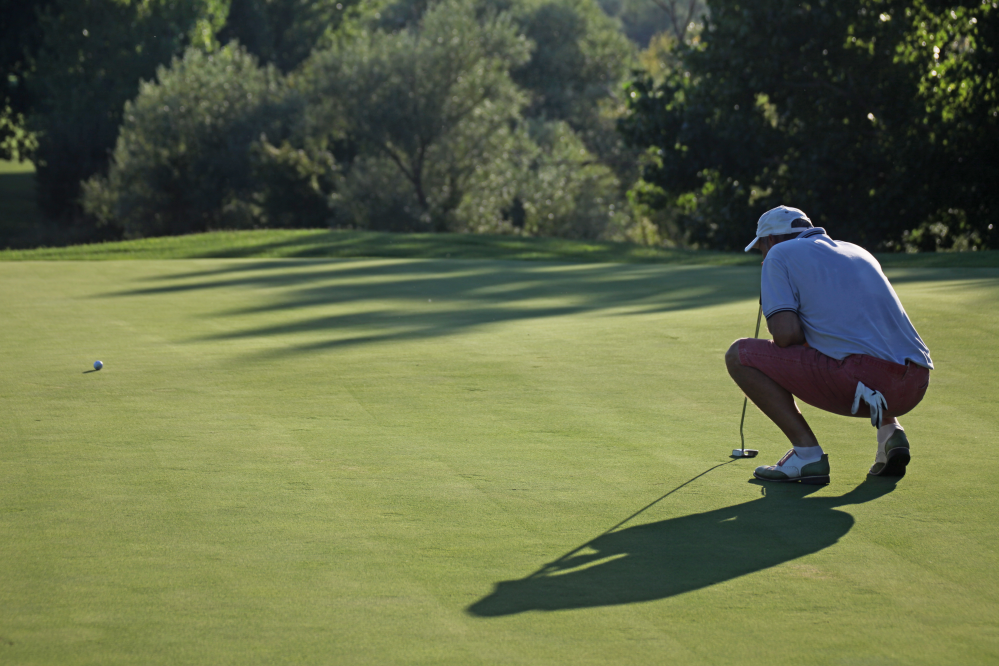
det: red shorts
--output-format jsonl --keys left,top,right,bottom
{"left": 737, "top": 338, "right": 930, "bottom": 419}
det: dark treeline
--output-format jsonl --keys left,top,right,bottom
{"left": 622, "top": 0, "right": 998, "bottom": 251}
{"left": 1, "top": 0, "right": 995, "bottom": 251}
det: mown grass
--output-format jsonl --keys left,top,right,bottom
{"left": 2, "top": 160, "right": 997, "bottom": 661}
{"left": 4, "top": 227, "right": 999, "bottom": 268}
{"left": 0, "top": 228, "right": 761, "bottom": 264}
{"left": 1, "top": 256, "right": 997, "bottom": 664}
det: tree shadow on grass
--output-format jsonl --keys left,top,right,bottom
{"left": 106, "top": 259, "right": 763, "bottom": 356}
{"left": 177, "top": 230, "right": 761, "bottom": 265}
{"left": 467, "top": 476, "right": 898, "bottom": 616}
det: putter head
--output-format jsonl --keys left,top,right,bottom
{"left": 731, "top": 449, "right": 759, "bottom": 459}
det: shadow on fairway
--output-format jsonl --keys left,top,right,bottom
{"left": 106, "top": 260, "right": 762, "bottom": 356}
{"left": 467, "top": 476, "right": 898, "bottom": 616}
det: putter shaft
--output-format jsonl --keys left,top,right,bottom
{"left": 738, "top": 298, "right": 764, "bottom": 454}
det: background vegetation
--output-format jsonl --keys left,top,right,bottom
{"left": 621, "top": 0, "right": 998, "bottom": 251}
{"left": 1, "top": 0, "right": 995, "bottom": 252}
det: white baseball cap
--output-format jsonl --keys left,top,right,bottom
{"left": 744, "top": 205, "right": 812, "bottom": 252}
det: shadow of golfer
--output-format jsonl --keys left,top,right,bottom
{"left": 467, "top": 476, "right": 898, "bottom": 616}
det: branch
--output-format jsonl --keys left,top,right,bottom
{"left": 648, "top": 0, "right": 685, "bottom": 42}
{"left": 378, "top": 142, "right": 417, "bottom": 186}
{"left": 684, "top": 0, "right": 697, "bottom": 35}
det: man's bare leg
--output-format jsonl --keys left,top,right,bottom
{"left": 725, "top": 341, "right": 820, "bottom": 448}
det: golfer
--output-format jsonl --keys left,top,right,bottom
{"left": 726, "top": 206, "right": 933, "bottom": 483}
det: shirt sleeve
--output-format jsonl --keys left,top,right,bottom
{"left": 761, "top": 250, "right": 799, "bottom": 319}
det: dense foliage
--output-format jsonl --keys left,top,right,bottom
{"left": 0, "top": 0, "right": 50, "bottom": 162}
{"left": 597, "top": 0, "right": 707, "bottom": 46}
{"left": 81, "top": 46, "right": 306, "bottom": 237}
{"left": 5, "top": 0, "right": 641, "bottom": 243}
{"left": 217, "top": 0, "right": 363, "bottom": 72}
{"left": 7, "top": 0, "right": 995, "bottom": 251}
{"left": 1, "top": 0, "right": 347, "bottom": 233}
{"left": 621, "top": 0, "right": 998, "bottom": 251}
{"left": 28, "top": 1, "right": 229, "bottom": 227}
{"left": 304, "top": 0, "right": 532, "bottom": 232}
{"left": 81, "top": 0, "right": 636, "bottom": 240}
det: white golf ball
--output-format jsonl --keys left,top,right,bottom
{"left": 94, "top": 360, "right": 103, "bottom": 371}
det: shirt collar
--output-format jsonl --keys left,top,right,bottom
{"left": 797, "top": 227, "right": 826, "bottom": 239}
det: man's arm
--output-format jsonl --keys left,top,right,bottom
{"left": 767, "top": 311, "right": 806, "bottom": 347}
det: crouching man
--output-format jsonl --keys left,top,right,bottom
{"left": 726, "top": 206, "right": 933, "bottom": 484}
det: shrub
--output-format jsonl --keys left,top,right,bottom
{"left": 518, "top": 120, "right": 631, "bottom": 239}
{"left": 28, "top": 0, "right": 222, "bottom": 225}
{"left": 83, "top": 44, "right": 318, "bottom": 237}
{"left": 302, "top": 0, "right": 532, "bottom": 232}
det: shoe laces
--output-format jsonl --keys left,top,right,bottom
{"left": 777, "top": 449, "right": 796, "bottom": 467}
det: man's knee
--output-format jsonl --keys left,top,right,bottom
{"left": 725, "top": 339, "right": 745, "bottom": 377}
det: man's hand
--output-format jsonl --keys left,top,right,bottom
{"left": 767, "top": 311, "right": 806, "bottom": 347}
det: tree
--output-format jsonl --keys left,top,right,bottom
{"left": 216, "top": 0, "right": 363, "bottom": 73}
{"left": 516, "top": 119, "right": 633, "bottom": 238}
{"left": 26, "top": 0, "right": 226, "bottom": 226}
{"left": 507, "top": 0, "right": 633, "bottom": 125}
{"left": 507, "top": 0, "right": 643, "bottom": 211}
{"left": 82, "top": 45, "right": 308, "bottom": 237}
{"left": 621, "top": 0, "right": 998, "bottom": 251}
{"left": 594, "top": 0, "right": 706, "bottom": 47}
{"left": 302, "top": 0, "right": 533, "bottom": 232}
{"left": 896, "top": 0, "right": 998, "bottom": 250}
{"left": 375, "top": 0, "right": 636, "bottom": 171}
{"left": 0, "top": 0, "right": 54, "bottom": 161}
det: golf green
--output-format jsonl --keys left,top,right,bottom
{"left": 1, "top": 258, "right": 997, "bottom": 664}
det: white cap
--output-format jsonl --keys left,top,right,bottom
{"left": 744, "top": 205, "right": 812, "bottom": 252}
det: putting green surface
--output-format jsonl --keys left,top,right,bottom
{"left": 1, "top": 258, "right": 997, "bottom": 664}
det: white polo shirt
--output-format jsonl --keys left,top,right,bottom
{"left": 761, "top": 228, "right": 933, "bottom": 369}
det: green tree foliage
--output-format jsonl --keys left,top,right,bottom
{"left": 596, "top": 0, "right": 706, "bottom": 47}
{"left": 303, "top": 0, "right": 533, "bottom": 232}
{"left": 898, "top": 0, "right": 998, "bottom": 250}
{"left": 12, "top": 0, "right": 639, "bottom": 243}
{"left": 216, "top": 0, "right": 363, "bottom": 73}
{"left": 81, "top": 45, "right": 322, "bottom": 237}
{"left": 621, "top": 0, "right": 998, "bottom": 251}
{"left": 65, "top": 0, "right": 636, "bottom": 241}
{"left": 301, "top": 0, "right": 633, "bottom": 237}
{"left": 518, "top": 119, "right": 633, "bottom": 237}
{"left": 508, "top": 0, "right": 638, "bottom": 181}
{"left": 26, "top": 0, "right": 226, "bottom": 226}
{"left": 376, "top": 0, "right": 636, "bottom": 169}
{"left": 0, "top": 0, "right": 53, "bottom": 161}
{"left": 508, "top": 0, "right": 632, "bottom": 124}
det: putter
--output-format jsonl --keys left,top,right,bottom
{"left": 731, "top": 298, "right": 763, "bottom": 459}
